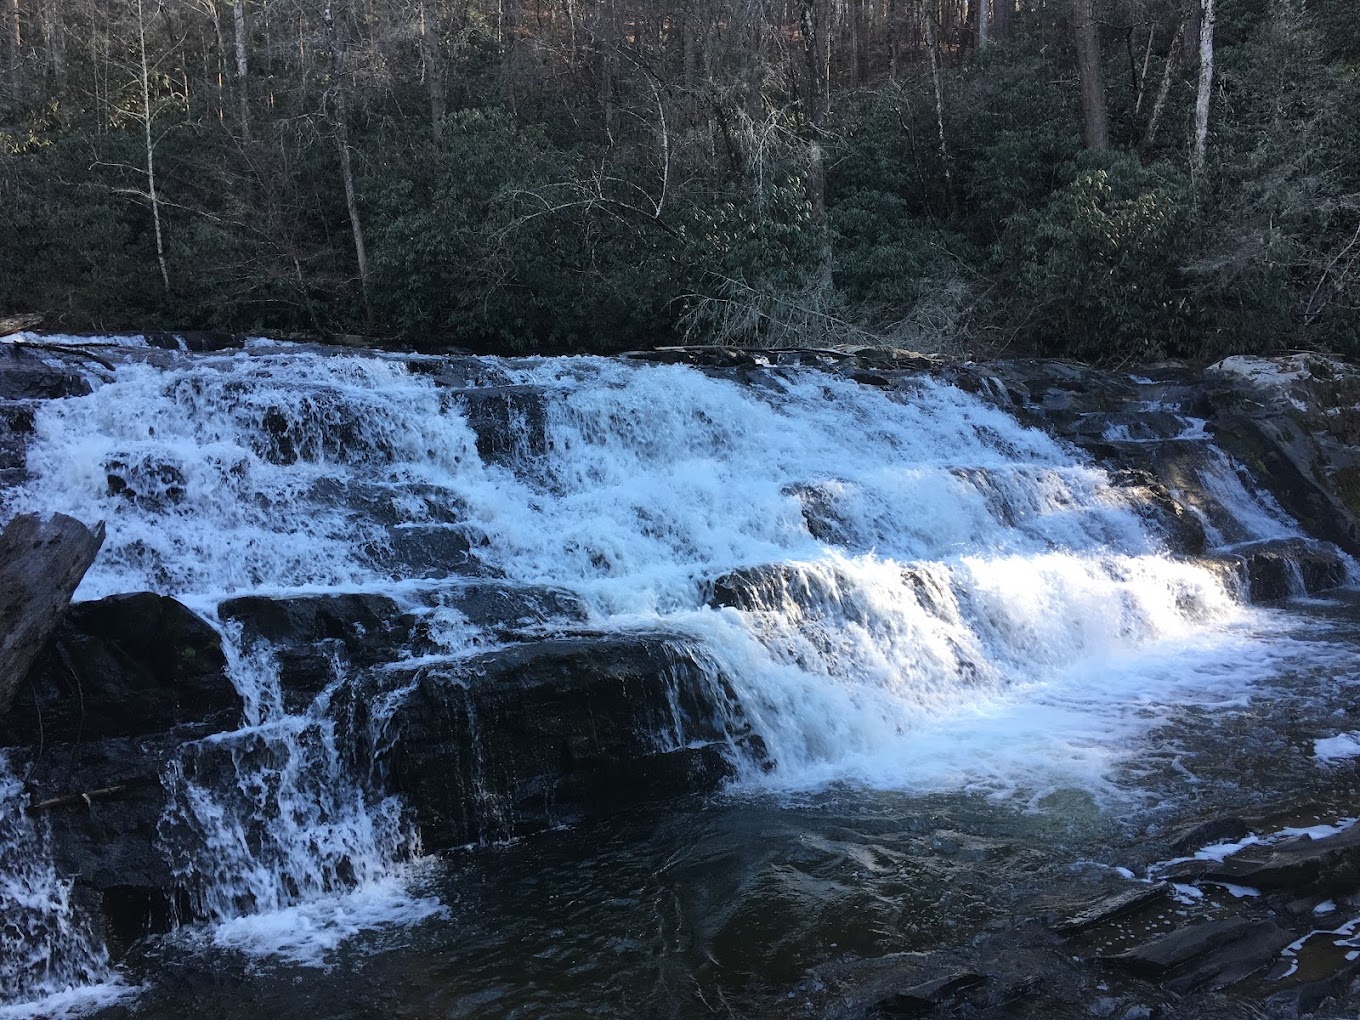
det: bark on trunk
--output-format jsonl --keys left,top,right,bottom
{"left": 39, "top": 0, "right": 63, "bottom": 84}
{"left": 8, "top": 0, "right": 21, "bottom": 108}
{"left": 1141, "top": 9, "right": 1186, "bottom": 151}
{"left": 924, "top": 4, "right": 952, "bottom": 190}
{"left": 418, "top": 0, "right": 444, "bottom": 141}
{"left": 1190, "top": 0, "right": 1214, "bottom": 176}
{"left": 324, "top": 1, "right": 371, "bottom": 317}
{"left": 992, "top": 0, "right": 1010, "bottom": 42}
{"left": 0, "top": 514, "right": 105, "bottom": 719}
{"left": 136, "top": 0, "right": 171, "bottom": 293}
{"left": 977, "top": 0, "right": 991, "bottom": 48}
{"left": 233, "top": 0, "right": 250, "bottom": 140}
{"left": 1072, "top": 0, "right": 1109, "bottom": 150}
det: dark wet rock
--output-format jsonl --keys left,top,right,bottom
{"left": 875, "top": 970, "right": 987, "bottom": 1016}
{"left": 710, "top": 563, "right": 823, "bottom": 612}
{"left": 222, "top": 592, "right": 410, "bottom": 658}
{"left": 810, "top": 952, "right": 996, "bottom": 1020}
{"left": 451, "top": 385, "right": 549, "bottom": 464}
{"left": 2, "top": 592, "right": 238, "bottom": 746}
{"left": 1196, "top": 824, "right": 1360, "bottom": 894}
{"left": 1162, "top": 920, "right": 1292, "bottom": 994}
{"left": 1052, "top": 883, "right": 1171, "bottom": 935}
{"left": 783, "top": 482, "right": 849, "bottom": 543}
{"left": 1169, "top": 817, "right": 1252, "bottom": 855}
{"left": 363, "top": 636, "right": 751, "bottom": 847}
{"left": 439, "top": 582, "right": 587, "bottom": 633}
{"left": 1227, "top": 538, "right": 1349, "bottom": 601}
{"left": 1103, "top": 915, "right": 1291, "bottom": 994}
{"left": 1106, "top": 469, "right": 1208, "bottom": 556}
{"left": 104, "top": 455, "right": 188, "bottom": 508}
{"left": 220, "top": 585, "right": 590, "bottom": 710}
{"left": 1266, "top": 952, "right": 1360, "bottom": 1018}
{"left": 1104, "top": 916, "right": 1256, "bottom": 975}
{"left": 1205, "top": 355, "right": 1360, "bottom": 556}
{"left": 373, "top": 523, "right": 480, "bottom": 579}
{"left": 145, "top": 331, "right": 246, "bottom": 352}
{"left": 220, "top": 593, "right": 417, "bottom": 708}
{"left": 0, "top": 402, "right": 34, "bottom": 472}
{"left": 13, "top": 732, "right": 197, "bottom": 952}
{"left": 0, "top": 344, "right": 92, "bottom": 400}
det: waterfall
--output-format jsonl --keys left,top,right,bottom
{"left": 0, "top": 756, "right": 129, "bottom": 1018}
{"left": 0, "top": 339, "right": 1349, "bottom": 1009}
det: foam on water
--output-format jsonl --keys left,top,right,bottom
{"left": 0, "top": 757, "right": 134, "bottom": 1014}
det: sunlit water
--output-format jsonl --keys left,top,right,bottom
{"left": 0, "top": 337, "right": 1356, "bottom": 1016}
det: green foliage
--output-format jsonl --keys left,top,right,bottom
{"left": 0, "top": 0, "right": 1357, "bottom": 359}
{"left": 1000, "top": 156, "right": 1195, "bottom": 361}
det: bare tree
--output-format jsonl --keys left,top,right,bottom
{"left": 1190, "top": 0, "right": 1214, "bottom": 176}
{"left": 323, "top": 0, "right": 371, "bottom": 317}
{"left": 233, "top": 0, "right": 250, "bottom": 139}
{"left": 136, "top": 0, "right": 171, "bottom": 292}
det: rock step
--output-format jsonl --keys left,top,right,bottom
{"left": 357, "top": 635, "right": 758, "bottom": 848}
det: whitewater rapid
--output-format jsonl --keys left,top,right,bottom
{"left": 0, "top": 337, "right": 1349, "bottom": 1011}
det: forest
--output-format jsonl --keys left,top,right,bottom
{"left": 0, "top": 0, "right": 1356, "bottom": 360}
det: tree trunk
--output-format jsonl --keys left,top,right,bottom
{"left": 1072, "top": 0, "right": 1109, "bottom": 150}
{"left": 992, "top": 0, "right": 1010, "bottom": 42}
{"left": 418, "top": 0, "right": 444, "bottom": 141}
{"left": 8, "top": 0, "right": 20, "bottom": 108}
{"left": 233, "top": 0, "right": 250, "bottom": 140}
{"left": 1141, "top": 8, "right": 1186, "bottom": 151}
{"left": 800, "top": 0, "right": 831, "bottom": 213}
{"left": 136, "top": 0, "right": 171, "bottom": 293}
{"left": 977, "top": 0, "right": 990, "bottom": 48}
{"left": 324, "top": 0, "right": 371, "bottom": 317}
{"left": 39, "top": 0, "right": 63, "bottom": 84}
{"left": 924, "top": 3, "right": 952, "bottom": 190}
{"left": 1190, "top": 0, "right": 1214, "bottom": 176}
{"left": 0, "top": 514, "right": 105, "bottom": 719}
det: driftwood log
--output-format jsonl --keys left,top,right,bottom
{"left": 0, "top": 313, "right": 43, "bottom": 338}
{"left": 0, "top": 513, "right": 105, "bottom": 718}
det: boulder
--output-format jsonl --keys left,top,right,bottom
{"left": 0, "top": 344, "right": 91, "bottom": 400}
{"left": 219, "top": 592, "right": 417, "bottom": 708}
{"left": 145, "top": 331, "right": 246, "bottom": 352}
{"left": 1205, "top": 355, "right": 1360, "bottom": 557}
{"left": 1, "top": 592, "right": 239, "bottom": 746}
{"left": 1232, "top": 538, "right": 1349, "bottom": 601}
{"left": 363, "top": 636, "right": 753, "bottom": 847}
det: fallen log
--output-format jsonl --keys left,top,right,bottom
{"left": 0, "top": 513, "right": 105, "bottom": 718}
{"left": 25, "top": 783, "right": 134, "bottom": 813}
{"left": 0, "top": 313, "right": 43, "bottom": 338}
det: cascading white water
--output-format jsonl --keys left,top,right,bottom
{"left": 0, "top": 756, "right": 129, "bottom": 1018}
{"left": 0, "top": 338, "right": 1348, "bottom": 1006}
